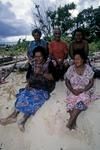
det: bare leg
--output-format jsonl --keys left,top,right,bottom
{"left": 0, "top": 110, "right": 19, "bottom": 125}
{"left": 72, "top": 120, "right": 77, "bottom": 129}
{"left": 69, "top": 110, "right": 73, "bottom": 118}
{"left": 67, "top": 109, "right": 81, "bottom": 130}
{"left": 67, "top": 110, "right": 74, "bottom": 129}
{"left": 18, "top": 114, "right": 30, "bottom": 132}
{"left": 69, "top": 110, "right": 76, "bottom": 129}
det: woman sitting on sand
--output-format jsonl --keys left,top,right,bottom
{"left": 65, "top": 50, "right": 95, "bottom": 130}
{"left": 0, "top": 46, "right": 56, "bottom": 132}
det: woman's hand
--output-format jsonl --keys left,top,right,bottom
{"left": 34, "top": 67, "right": 43, "bottom": 75}
{"left": 65, "top": 78, "right": 84, "bottom": 96}
{"left": 72, "top": 88, "right": 84, "bottom": 96}
{"left": 57, "top": 59, "right": 63, "bottom": 65}
{"left": 72, "top": 89, "right": 80, "bottom": 96}
{"left": 64, "top": 59, "right": 69, "bottom": 67}
{"left": 52, "top": 60, "right": 57, "bottom": 67}
{"left": 25, "top": 83, "right": 32, "bottom": 90}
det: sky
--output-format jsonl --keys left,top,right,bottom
{"left": 0, "top": 0, "right": 100, "bottom": 42}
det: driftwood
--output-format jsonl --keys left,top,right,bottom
{"left": 0, "top": 56, "right": 13, "bottom": 64}
{"left": 15, "top": 61, "right": 29, "bottom": 71}
{"left": 0, "top": 56, "right": 28, "bottom": 82}
{"left": 0, "top": 58, "right": 27, "bottom": 66}
{"left": 2, "top": 63, "right": 16, "bottom": 80}
{"left": 0, "top": 61, "right": 28, "bottom": 80}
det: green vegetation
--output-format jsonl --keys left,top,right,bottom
{"left": 0, "top": 3, "right": 100, "bottom": 55}
{"left": 34, "top": 2, "right": 100, "bottom": 54}
{"left": 89, "top": 41, "right": 100, "bottom": 54}
{"left": 0, "top": 39, "right": 29, "bottom": 56}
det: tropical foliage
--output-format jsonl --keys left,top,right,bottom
{"left": 0, "top": 3, "right": 100, "bottom": 55}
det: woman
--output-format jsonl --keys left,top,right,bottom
{"left": 27, "top": 28, "right": 48, "bottom": 63}
{"left": 65, "top": 50, "right": 94, "bottom": 130}
{"left": 69, "top": 28, "right": 89, "bottom": 59}
{"left": 0, "top": 46, "right": 56, "bottom": 132}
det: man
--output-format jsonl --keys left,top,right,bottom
{"left": 69, "top": 28, "right": 89, "bottom": 59}
{"left": 48, "top": 28, "right": 69, "bottom": 80}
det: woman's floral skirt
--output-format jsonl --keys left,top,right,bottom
{"left": 15, "top": 88, "right": 49, "bottom": 115}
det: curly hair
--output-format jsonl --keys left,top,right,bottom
{"left": 73, "top": 28, "right": 85, "bottom": 40}
{"left": 32, "top": 46, "right": 47, "bottom": 61}
{"left": 73, "top": 49, "right": 87, "bottom": 63}
{"left": 32, "top": 29, "right": 42, "bottom": 37}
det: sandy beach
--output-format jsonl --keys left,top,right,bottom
{"left": 0, "top": 72, "right": 100, "bottom": 150}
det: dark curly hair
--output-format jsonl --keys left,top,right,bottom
{"left": 32, "top": 46, "right": 47, "bottom": 61}
{"left": 32, "top": 29, "right": 42, "bottom": 37}
{"left": 73, "top": 49, "right": 87, "bottom": 64}
{"left": 73, "top": 28, "right": 85, "bottom": 40}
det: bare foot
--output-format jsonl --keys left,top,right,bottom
{"left": 66, "top": 123, "right": 72, "bottom": 130}
{"left": 0, "top": 118, "right": 17, "bottom": 125}
{"left": 71, "top": 123, "right": 77, "bottom": 130}
{"left": 18, "top": 123, "right": 25, "bottom": 132}
{"left": 0, "top": 80, "right": 8, "bottom": 84}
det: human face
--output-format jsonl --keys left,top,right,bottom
{"left": 74, "top": 54, "right": 84, "bottom": 67}
{"left": 34, "top": 52, "right": 44, "bottom": 64}
{"left": 54, "top": 30, "right": 61, "bottom": 41}
{"left": 33, "top": 32, "right": 41, "bottom": 41}
{"left": 75, "top": 32, "right": 83, "bottom": 42}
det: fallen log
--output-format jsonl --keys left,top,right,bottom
{"left": 0, "top": 56, "right": 13, "bottom": 64}
{"left": 0, "top": 58, "right": 27, "bottom": 66}
{"left": 0, "top": 62, "right": 17, "bottom": 84}
{"left": 2, "top": 63, "right": 16, "bottom": 80}
{"left": 0, "top": 57, "right": 28, "bottom": 84}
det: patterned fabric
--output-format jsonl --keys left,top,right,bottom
{"left": 28, "top": 59, "right": 54, "bottom": 91}
{"left": 65, "top": 64, "right": 95, "bottom": 111}
{"left": 75, "top": 101, "right": 87, "bottom": 110}
{"left": 31, "top": 59, "right": 50, "bottom": 74}
{"left": 15, "top": 88, "right": 49, "bottom": 115}
{"left": 26, "top": 60, "right": 56, "bottom": 92}
{"left": 15, "top": 58, "right": 55, "bottom": 116}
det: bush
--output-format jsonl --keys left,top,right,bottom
{"left": 89, "top": 40, "right": 100, "bottom": 54}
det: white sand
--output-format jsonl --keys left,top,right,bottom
{"left": 0, "top": 72, "right": 100, "bottom": 150}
